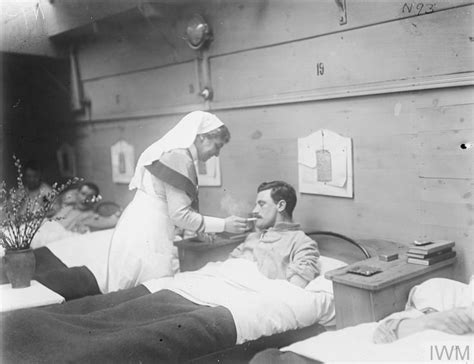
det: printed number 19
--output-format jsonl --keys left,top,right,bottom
{"left": 316, "top": 62, "right": 325, "bottom": 76}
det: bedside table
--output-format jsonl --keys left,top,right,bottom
{"left": 325, "top": 252, "right": 456, "bottom": 329}
{"left": 1, "top": 280, "right": 65, "bottom": 312}
{"left": 174, "top": 233, "right": 248, "bottom": 272}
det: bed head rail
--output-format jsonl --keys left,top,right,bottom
{"left": 95, "top": 201, "right": 121, "bottom": 217}
{"left": 305, "top": 231, "right": 371, "bottom": 264}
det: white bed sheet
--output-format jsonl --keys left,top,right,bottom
{"left": 46, "top": 229, "right": 114, "bottom": 293}
{"left": 143, "top": 259, "right": 335, "bottom": 344}
{"left": 30, "top": 220, "right": 78, "bottom": 249}
{"left": 282, "top": 319, "right": 474, "bottom": 363}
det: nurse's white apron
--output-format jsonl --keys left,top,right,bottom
{"left": 105, "top": 188, "right": 178, "bottom": 293}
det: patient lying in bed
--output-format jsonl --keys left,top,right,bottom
{"left": 52, "top": 182, "right": 120, "bottom": 234}
{"left": 31, "top": 182, "right": 120, "bottom": 249}
{"left": 373, "top": 277, "right": 473, "bottom": 343}
{"left": 251, "top": 277, "right": 474, "bottom": 364}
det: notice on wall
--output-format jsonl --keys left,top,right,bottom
{"left": 111, "top": 140, "right": 135, "bottom": 184}
{"left": 196, "top": 156, "right": 221, "bottom": 187}
{"left": 298, "top": 129, "right": 353, "bottom": 198}
{"left": 57, "top": 143, "right": 77, "bottom": 178}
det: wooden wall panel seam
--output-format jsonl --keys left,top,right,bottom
{"left": 75, "top": 74, "right": 474, "bottom": 123}
{"left": 208, "top": 3, "right": 474, "bottom": 60}
{"left": 74, "top": 103, "right": 208, "bottom": 123}
{"left": 75, "top": 3, "right": 474, "bottom": 83}
{"left": 419, "top": 176, "right": 473, "bottom": 180}
{"left": 210, "top": 76, "right": 474, "bottom": 111}
{"left": 81, "top": 58, "right": 196, "bottom": 83}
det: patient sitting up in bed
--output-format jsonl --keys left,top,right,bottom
{"left": 229, "top": 181, "right": 320, "bottom": 288}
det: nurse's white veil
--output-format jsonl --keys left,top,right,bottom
{"left": 129, "top": 111, "right": 224, "bottom": 190}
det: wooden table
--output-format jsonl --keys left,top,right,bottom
{"left": 325, "top": 252, "right": 456, "bottom": 329}
{"left": 174, "top": 233, "right": 248, "bottom": 272}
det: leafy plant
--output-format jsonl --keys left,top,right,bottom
{"left": 0, "top": 156, "right": 80, "bottom": 250}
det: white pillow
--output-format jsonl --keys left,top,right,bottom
{"left": 319, "top": 255, "right": 349, "bottom": 275}
{"left": 305, "top": 256, "right": 347, "bottom": 294}
{"left": 406, "top": 276, "right": 474, "bottom": 312}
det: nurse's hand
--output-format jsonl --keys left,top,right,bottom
{"left": 224, "top": 216, "right": 248, "bottom": 233}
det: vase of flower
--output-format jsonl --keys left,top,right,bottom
{"left": 1, "top": 156, "right": 79, "bottom": 288}
{"left": 3, "top": 248, "right": 35, "bottom": 288}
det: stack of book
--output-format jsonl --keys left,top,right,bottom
{"left": 407, "top": 240, "right": 456, "bottom": 265}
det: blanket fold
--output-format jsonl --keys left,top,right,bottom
{"left": 0, "top": 247, "right": 100, "bottom": 300}
{"left": 1, "top": 289, "right": 236, "bottom": 363}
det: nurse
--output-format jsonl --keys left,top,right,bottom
{"left": 105, "top": 111, "right": 247, "bottom": 292}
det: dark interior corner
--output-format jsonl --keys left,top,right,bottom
{"left": 1, "top": 52, "right": 70, "bottom": 187}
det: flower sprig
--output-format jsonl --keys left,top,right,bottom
{"left": 0, "top": 156, "right": 80, "bottom": 250}
{"left": 88, "top": 194, "right": 102, "bottom": 204}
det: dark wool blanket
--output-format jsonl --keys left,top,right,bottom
{"left": 0, "top": 247, "right": 101, "bottom": 300}
{"left": 1, "top": 287, "right": 237, "bottom": 363}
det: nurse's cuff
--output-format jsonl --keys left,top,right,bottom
{"left": 204, "top": 216, "right": 225, "bottom": 233}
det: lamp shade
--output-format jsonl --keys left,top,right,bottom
{"left": 185, "top": 14, "right": 212, "bottom": 50}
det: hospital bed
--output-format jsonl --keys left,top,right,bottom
{"left": 251, "top": 322, "right": 474, "bottom": 364}
{"left": 0, "top": 231, "right": 402, "bottom": 363}
{"left": 185, "top": 231, "right": 399, "bottom": 363}
{"left": 251, "top": 277, "right": 474, "bottom": 364}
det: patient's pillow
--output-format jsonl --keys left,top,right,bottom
{"left": 406, "top": 277, "right": 474, "bottom": 312}
{"left": 305, "top": 256, "right": 347, "bottom": 294}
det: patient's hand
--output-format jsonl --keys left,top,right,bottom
{"left": 374, "top": 305, "right": 474, "bottom": 344}
{"left": 396, "top": 305, "right": 473, "bottom": 341}
{"left": 421, "top": 305, "right": 474, "bottom": 335}
{"left": 289, "top": 275, "right": 308, "bottom": 288}
{"left": 73, "top": 224, "right": 90, "bottom": 234}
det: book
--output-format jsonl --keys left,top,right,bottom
{"left": 347, "top": 265, "right": 382, "bottom": 276}
{"left": 407, "top": 247, "right": 453, "bottom": 259}
{"left": 408, "top": 240, "right": 455, "bottom": 255}
{"left": 407, "top": 251, "right": 456, "bottom": 266}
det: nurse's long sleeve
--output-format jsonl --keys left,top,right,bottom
{"left": 163, "top": 182, "right": 225, "bottom": 233}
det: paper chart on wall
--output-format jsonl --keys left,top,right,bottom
{"left": 298, "top": 129, "right": 353, "bottom": 198}
{"left": 111, "top": 140, "right": 135, "bottom": 184}
{"left": 57, "top": 143, "right": 77, "bottom": 178}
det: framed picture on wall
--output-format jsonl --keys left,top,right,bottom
{"left": 196, "top": 156, "right": 221, "bottom": 187}
{"left": 110, "top": 140, "right": 135, "bottom": 184}
{"left": 57, "top": 143, "right": 77, "bottom": 178}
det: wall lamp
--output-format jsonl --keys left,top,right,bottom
{"left": 185, "top": 14, "right": 214, "bottom": 101}
{"left": 185, "top": 14, "right": 213, "bottom": 50}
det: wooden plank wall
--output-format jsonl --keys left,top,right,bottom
{"left": 69, "top": 0, "right": 473, "bottom": 281}
{"left": 211, "top": 6, "right": 472, "bottom": 105}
